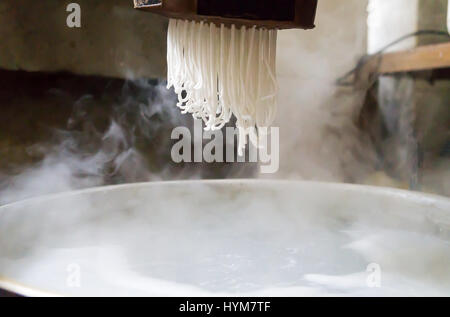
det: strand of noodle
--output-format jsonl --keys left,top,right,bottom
{"left": 209, "top": 22, "right": 218, "bottom": 130}
{"left": 173, "top": 20, "right": 183, "bottom": 94}
{"left": 238, "top": 27, "right": 247, "bottom": 152}
{"left": 167, "top": 19, "right": 174, "bottom": 89}
{"left": 214, "top": 24, "right": 230, "bottom": 130}
{"left": 266, "top": 30, "right": 278, "bottom": 124}
{"left": 227, "top": 25, "right": 238, "bottom": 119}
{"left": 260, "top": 29, "right": 272, "bottom": 127}
{"left": 255, "top": 28, "right": 265, "bottom": 129}
{"left": 245, "top": 27, "right": 256, "bottom": 118}
{"left": 177, "top": 21, "right": 194, "bottom": 106}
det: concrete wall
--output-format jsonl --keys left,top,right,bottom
{"left": 368, "top": 0, "right": 449, "bottom": 53}
{"left": 0, "top": 0, "right": 167, "bottom": 79}
{"left": 418, "top": 0, "right": 449, "bottom": 45}
{"left": 367, "top": 0, "right": 419, "bottom": 53}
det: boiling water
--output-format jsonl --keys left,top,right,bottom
{"left": 0, "top": 181, "right": 449, "bottom": 296}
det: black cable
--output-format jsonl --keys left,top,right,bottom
{"left": 336, "top": 30, "right": 450, "bottom": 87}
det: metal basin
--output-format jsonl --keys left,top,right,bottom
{"left": 0, "top": 180, "right": 449, "bottom": 296}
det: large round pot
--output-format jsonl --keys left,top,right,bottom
{"left": 0, "top": 180, "right": 449, "bottom": 296}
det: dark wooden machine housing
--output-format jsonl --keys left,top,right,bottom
{"left": 134, "top": 0, "right": 318, "bottom": 30}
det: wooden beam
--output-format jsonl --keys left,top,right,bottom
{"left": 378, "top": 42, "right": 450, "bottom": 74}
{"left": 134, "top": 0, "right": 318, "bottom": 30}
{"left": 355, "top": 42, "right": 450, "bottom": 88}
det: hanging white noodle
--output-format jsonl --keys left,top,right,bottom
{"left": 167, "top": 19, "right": 278, "bottom": 154}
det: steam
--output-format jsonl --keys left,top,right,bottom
{"left": 0, "top": 121, "right": 144, "bottom": 204}
{"left": 269, "top": 0, "right": 379, "bottom": 183}
{"left": 0, "top": 76, "right": 259, "bottom": 205}
{"left": 0, "top": 79, "right": 184, "bottom": 205}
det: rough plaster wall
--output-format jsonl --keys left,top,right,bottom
{"left": 368, "top": 0, "right": 449, "bottom": 53}
{"left": 368, "top": 0, "right": 419, "bottom": 53}
{"left": 418, "top": 0, "right": 449, "bottom": 44}
{"left": 270, "top": 0, "right": 376, "bottom": 182}
{"left": 0, "top": 0, "right": 167, "bottom": 79}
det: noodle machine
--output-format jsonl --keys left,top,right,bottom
{"left": 133, "top": 0, "right": 318, "bottom": 30}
